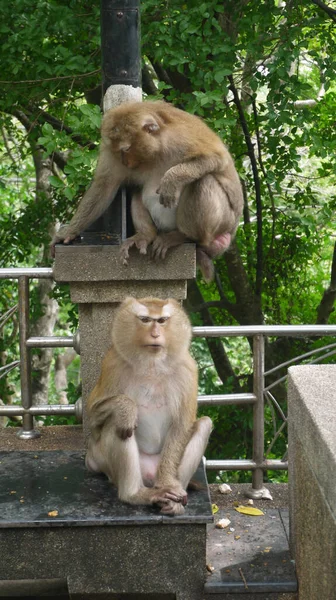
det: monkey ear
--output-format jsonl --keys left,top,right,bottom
{"left": 142, "top": 116, "right": 160, "bottom": 134}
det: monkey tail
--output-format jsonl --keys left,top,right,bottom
{"left": 196, "top": 247, "right": 215, "bottom": 283}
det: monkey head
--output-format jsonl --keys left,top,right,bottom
{"left": 101, "top": 103, "right": 170, "bottom": 170}
{"left": 111, "top": 297, "right": 192, "bottom": 364}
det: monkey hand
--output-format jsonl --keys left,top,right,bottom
{"left": 120, "top": 233, "right": 154, "bottom": 265}
{"left": 153, "top": 481, "right": 188, "bottom": 505}
{"left": 114, "top": 397, "right": 138, "bottom": 440}
{"left": 150, "top": 486, "right": 187, "bottom": 515}
{"left": 157, "top": 179, "right": 181, "bottom": 209}
{"left": 50, "top": 226, "right": 80, "bottom": 258}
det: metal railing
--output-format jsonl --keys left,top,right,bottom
{"left": 0, "top": 268, "right": 81, "bottom": 439}
{"left": 193, "top": 325, "right": 336, "bottom": 497}
{"left": 1, "top": 268, "right": 336, "bottom": 496}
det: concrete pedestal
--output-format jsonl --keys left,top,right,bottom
{"left": 288, "top": 365, "right": 336, "bottom": 600}
{"left": 0, "top": 450, "right": 212, "bottom": 599}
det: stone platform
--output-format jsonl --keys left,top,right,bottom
{"left": 0, "top": 449, "right": 212, "bottom": 599}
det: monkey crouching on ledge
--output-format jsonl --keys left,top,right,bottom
{"left": 85, "top": 296, "right": 213, "bottom": 515}
{"left": 52, "top": 101, "right": 243, "bottom": 281}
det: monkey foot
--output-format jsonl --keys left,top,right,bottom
{"left": 120, "top": 235, "right": 152, "bottom": 265}
{"left": 160, "top": 500, "right": 185, "bottom": 516}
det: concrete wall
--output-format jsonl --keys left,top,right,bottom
{"left": 288, "top": 365, "right": 336, "bottom": 600}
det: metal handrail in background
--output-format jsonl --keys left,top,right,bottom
{"left": 1, "top": 268, "right": 336, "bottom": 496}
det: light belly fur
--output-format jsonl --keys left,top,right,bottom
{"left": 142, "top": 178, "right": 177, "bottom": 232}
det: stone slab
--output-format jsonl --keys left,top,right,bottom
{"left": 288, "top": 365, "right": 336, "bottom": 517}
{"left": 0, "top": 450, "right": 213, "bottom": 527}
{"left": 70, "top": 280, "right": 187, "bottom": 303}
{"left": 205, "top": 508, "right": 297, "bottom": 594}
{"left": 53, "top": 244, "right": 196, "bottom": 282}
{"left": 288, "top": 365, "right": 336, "bottom": 600}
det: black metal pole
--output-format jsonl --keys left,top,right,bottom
{"left": 82, "top": 0, "right": 141, "bottom": 245}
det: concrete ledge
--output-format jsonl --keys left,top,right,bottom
{"left": 69, "top": 280, "right": 188, "bottom": 303}
{"left": 53, "top": 243, "right": 196, "bottom": 282}
{"left": 288, "top": 365, "right": 336, "bottom": 600}
{"left": 288, "top": 365, "right": 336, "bottom": 516}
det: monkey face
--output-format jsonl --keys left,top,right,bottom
{"left": 111, "top": 297, "right": 192, "bottom": 364}
{"left": 101, "top": 106, "right": 164, "bottom": 170}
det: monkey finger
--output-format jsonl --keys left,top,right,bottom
{"left": 163, "top": 492, "right": 184, "bottom": 503}
{"left": 160, "top": 501, "right": 185, "bottom": 516}
{"left": 136, "top": 240, "right": 148, "bottom": 255}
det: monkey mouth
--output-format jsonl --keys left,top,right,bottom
{"left": 145, "top": 344, "right": 163, "bottom": 350}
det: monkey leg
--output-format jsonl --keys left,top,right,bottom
{"left": 178, "top": 416, "right": 213, "bottom": 490}
{"left": 176, "top": 175, "right": 237, "bottom": 249}
{"left": 157, "top": 417, "right": 213, "bottom": 516}
{"left": 87, "top": 431, "right": 187, "bottom": 510}
{"left": 151, "top": 230, "right": 187, "bottom": 260}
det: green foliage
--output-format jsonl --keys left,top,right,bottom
{"left": 0, "top": 0, "right": 335, "bottom": 483}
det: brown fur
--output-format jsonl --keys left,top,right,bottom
{"left": 85, "top": 296, "right": 212, "bottom": 515}
{"left": 51, "top": 101, "right": 243, "bottom": 280}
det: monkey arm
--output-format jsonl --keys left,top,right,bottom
{"left": 158, "top": 154, "right": 227, "bottom": 208}
{"left": 120, "top": 193, "right": 158, "bottom": 265}
{"left": 89, "top": 394, "right": 138, "bottom": 440}
{"left": 51, "top": 148, "right": 125, "bottom": 254}
{"left": 154, "top": 420, "right": 194, "bottom": 490}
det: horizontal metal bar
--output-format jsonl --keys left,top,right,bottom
{"left": 198, "top": 393, "right": 256, "bottom": 406}
{"left": 0, "top": 405, "right": 76, "bottom": 416}
{"left": 193, "top": 325, "right": 336, "bottom": 337}
{"left": 205, "top": 459, "right": 288, "bottom": 471}
{"left": 26, "top": 336, "right": 74, "bottom": 348}
{"left": 206, "top": 459, "right": 257, "bottom": 470}
{"left": 0, "top": 268, "right": 53, "bottom": 279}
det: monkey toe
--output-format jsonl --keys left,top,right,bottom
{"left": 151, "top": 239, "right": 168, "bottom": 260}
{"left": 160, "top": 501, "right": 185, "bottom": 516}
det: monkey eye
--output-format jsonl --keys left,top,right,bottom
{"left": 138, "top": 316, "right": 152, "bottom": 324}
{"left": 157, "top": 317, "right": 169, "bottom": 325}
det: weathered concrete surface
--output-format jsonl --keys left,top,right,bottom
{"left": 288, "top": 365, "right": 336, "bottom": 600}
{"left": 205, "top": 508, "right": 296, "bottom": 595}
{"left": 53, "top": 244, "right": 196, "bottom": 283}
{"left": 0, "top": 450, "right": 212, "bottom": 599}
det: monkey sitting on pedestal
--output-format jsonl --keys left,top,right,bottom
{"left": 85, "top": 296, "right": 212, "bottom": 515}
{"left": 52, "top": 101, "right": 243, "bottom": 281}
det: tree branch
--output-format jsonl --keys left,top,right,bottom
{"left": 316, "top": 242, "right": 336, "bottom": 324}
{"left": 311, "top": 0, "right": 336, "bottom": 22}
{"left": 228, "top": 75, "right": 263, "bottom": 298}
{"left": 26, "top": 107, "right": 97, "bottom": 150}
{"left": 186, "top": 281, "right": 241, "bottom": 391}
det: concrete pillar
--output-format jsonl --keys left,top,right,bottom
{"left": 54, "top": 244, "right": 195, "bottom": 435}
{"left": 288, "top": 364, "right": 336, "bottom": 600}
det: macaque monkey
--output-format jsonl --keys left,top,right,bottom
{"left": 52, "top": 101, "right": 243, "bottom": 281}
{"left": 85, "top": 296, "right": 212, "bottom": 515}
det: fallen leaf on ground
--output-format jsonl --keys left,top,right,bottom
{"left": 234, "top": 505, "right": 264, "bottom": 516}
{"left": 47, "top": 510, "right": 59, "bottom": 517}
{"left": 206, "top": 564, "right": 215, "bottom": 573}
{"left": 212, "top": 503, "right": 219, "bottom": 514}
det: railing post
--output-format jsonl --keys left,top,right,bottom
{"left": 246, "top": 333, "right": 265, "bottom": 498}
{"left": 17, "top": 276, "right": 40, "bottom": 439}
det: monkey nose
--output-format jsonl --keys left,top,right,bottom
{"left": 120, "top": 145, "right": 131, "bottom": 153}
